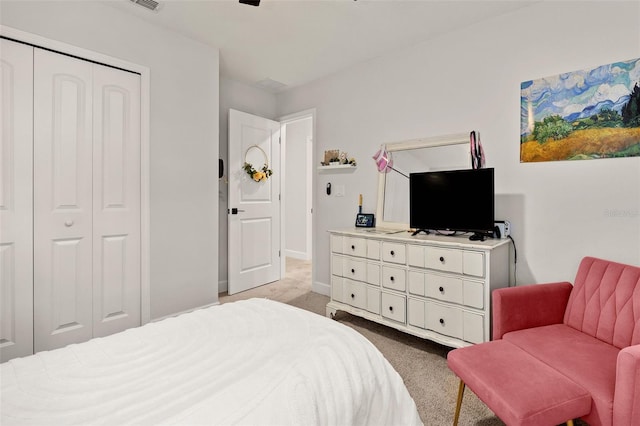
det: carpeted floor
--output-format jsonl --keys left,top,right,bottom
{"left": 220, "top": 258, "right": 504, "bottom": 425}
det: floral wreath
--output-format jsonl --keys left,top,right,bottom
{"left": 243, "top": 145, "right": 273, "bottom": 182}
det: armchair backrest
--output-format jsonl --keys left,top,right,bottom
{"left": 564, "top": 257, "right": 640, "bottom": 349}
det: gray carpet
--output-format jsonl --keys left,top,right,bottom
{"left": 220, "top": 258, "right": 506, "bottom": 425}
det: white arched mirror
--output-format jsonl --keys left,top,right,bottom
{"left": 375, "top": 133, "right": 472, "bottom": 230}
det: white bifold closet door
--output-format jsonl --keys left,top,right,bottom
{"left": 33, "top": 48, "right": 141, "bottom": 352}
{"left": 0, "top": 39, "right": 35, "bottom": 361}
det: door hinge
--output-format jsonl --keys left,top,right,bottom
{"left": 279, "top": 250, "right": 281, "bottom": 257}
{"left": 279, "top": 194, "right": 281, "bottom": 201}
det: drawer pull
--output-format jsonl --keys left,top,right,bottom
{"left": 389, "top": 306, "right": 394, "bottom": 312}
{"left": 351, "top": 268, "right": 355, "bottom": 274}
{"left": 351, "top": 245, "right": 355, "bottom": 250}
{"left": 351, "top": 293, "right": 355, "bottom": 299}
{"left": 390, "top": 250, "right": 395, "bottom": 256}
{"left": 439, "top": 256, "right": 445, "bottom": 263}
{"left": 439, "top": 318, "right": 445, "bottom": 325}
{"left": 390, "top": 276, "right": 395, "bottom": 282}
{"left": 439, "top": 286, "right": 444, "bottom": 293}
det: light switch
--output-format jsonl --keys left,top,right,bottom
{"left": 335, "top": 184, "right": 345, "bottom": 197}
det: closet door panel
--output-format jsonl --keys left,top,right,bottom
{"left": 92, "top": 65, "right": 141, "bottom": 337}
{"left": 33, "top": 48, "right": 93, "bottom": 351}
{"left": 0, "top": 39, "right": 34, "bottom": 362}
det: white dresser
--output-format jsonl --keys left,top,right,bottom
{"left": 326, "top": 229, "right": 510, "bottom": 348}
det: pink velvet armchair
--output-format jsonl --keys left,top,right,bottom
{"left": 448, "top": 256, "right": 640, "bottom": 426}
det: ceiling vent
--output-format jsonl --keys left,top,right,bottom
{"left": 254, "top": 78, "right": 288, "bottom": 93}
{"left": 129, "top": 0, "right": 161, "bottom": 12}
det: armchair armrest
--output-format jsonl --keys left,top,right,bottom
{"left": 613, "top": 344, "right": 640, "bottom": 426}
{"left": 492, "top": 282, "right": 573, "bottom": 340}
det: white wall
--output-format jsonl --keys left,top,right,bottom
{"left": 1, "top": 1, "right": 220, "bottom": 319}
{"left": 218, "top": 77, "right": 277, "bottom": 292}
{"left": 277, "top": 1, "right": 640, "bottom": 291}
{"left": 284, "top": 117, "right": 312, "bottom": 259}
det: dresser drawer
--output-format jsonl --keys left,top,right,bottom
{"left": 366, "top": 286, "right": 381, "bottom": 314}
{"left": 366, "top": 239, "right": 381, "bottom": 260}
{"left": 407, "top": 245, "right": 425, "bottom": 268}
{"left": 463, "top": 280, "right": 484, "bottom": 309}
{"left": 330, "top": 235, "right": 344, "bottom": 254}
{"left": 463, "top": 251, "right": 485, "bottom": 277}
{"left": 343, "top": 279, "right": 367, "bottom": 310}
{"left": 408, "top": 270, "right": 426, "bottom": 296}
{"left": 382, "top": 242, "right": 406, "bottom": 264}
{"left": 425, "top": 273, "right": 463, "bottom": 304}
{"left": 382, "top": 266, "right": 406, "bottom": 291}
{"left": 331, "top": 255, "right": 344, "bottom": 277}
{"left": 331, "top": 276, "right": 344, "bottom": 303}
{"left": 381, "top": 292, "right": 406, "bottom": 323}
{"left": 343, "top": 258, "right": 366, "bottom": 282}
{"left": 344, "top": 237, "right": 367, "bottom": 258}
{"left": 426, "top": 301, "right": 463, "bottom": 340}
{"left": 365, "top": 262, "right": 380, "bottom": 286}
{"left": 408, "top": 297, "right": 426, "bottom": 328}
{"left": 426, "top": 247, "right": 463, "bottom": 273}
{"left": 463, "top": 311, "right": 484, "bottom": 343}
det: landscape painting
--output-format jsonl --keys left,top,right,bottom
{"left": 520, "top": 57, "right": 640, "bottom": 162}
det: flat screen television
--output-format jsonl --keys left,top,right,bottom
{"left": 409, "top": 168, "right": 495, "bottom": 239}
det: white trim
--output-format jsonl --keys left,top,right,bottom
{"left": 151, "top": 301, "right": 221, "bottom": 323}
{"left": 218, "top": 279, "right": 229, "bottom": 294}
{"left": 1, "top": 24, "right": 152, "bottom": 325}
{"left": 285, "top": 249, "right": 310, "bottom": 261}
{"left": 375, "top": 132, "right": 470, "bottom": 230}
{"left": 312, "top": 281, "right": 330, "bottom": 297}
{"left": 279, "top": 109, "right": 316, "bottom": 289}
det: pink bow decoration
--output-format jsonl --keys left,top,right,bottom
{"left": 372, "top": 145, "right": 393, "bottom": 173}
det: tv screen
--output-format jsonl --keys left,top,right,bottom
{"left": 409, "top": 168, "right": 495, "bottom": 236}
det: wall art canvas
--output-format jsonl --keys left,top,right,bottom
{"left": 520, "top": 57, "right": 640, "bottom": 162}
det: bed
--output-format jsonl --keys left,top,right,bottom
{"left": 1, "top": 298, "right": 422, "bottom": 425}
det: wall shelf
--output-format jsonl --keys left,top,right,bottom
{"left": 317, "top": 165, "right": 357, "bottom": 173}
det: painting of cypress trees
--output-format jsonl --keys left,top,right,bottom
{"left": 520, "top": 57, "right": 640, "bottom": 162}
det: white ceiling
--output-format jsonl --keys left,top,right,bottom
{"left": 109, "top": 0, "right": 537, "bottom": 92}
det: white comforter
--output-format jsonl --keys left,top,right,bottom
{"left": 1, "top": 298, "right": 422, "bottom": 425}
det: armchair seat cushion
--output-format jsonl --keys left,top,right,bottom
{"left": 504, "top": 324, "right": 619, "bottom": 425}
{"left": 447, "top": 339, "right": 591, "bottom": 426}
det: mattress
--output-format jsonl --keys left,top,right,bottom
{"left": 1, "top": 298, "right": 422, "bottom": 425}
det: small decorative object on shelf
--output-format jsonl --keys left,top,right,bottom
{"left": 243, "top": 144, "right": 273, "bottom": 182}
{"left": 321, "top": 149, "right": 356, "bottom": 166}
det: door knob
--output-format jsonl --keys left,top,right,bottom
{"left": 230, "top": 208, "right": 246, "bottom": 215}
{"left": 64, "top": 220, "right": 74, "bottom": 227}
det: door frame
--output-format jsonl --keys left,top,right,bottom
{"left": 0, "top": 25, "right": 152, "bottom": 324}
{"left": 278, "top": 109, "right": 315, "bottom": 279}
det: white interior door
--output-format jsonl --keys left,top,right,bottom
{"left": 92, "top": 64, "right": 141, "bottom": 338}
{"left": 0, "top": 39, "right": 34, "bottom": 362}
{"left": 228, "top": 109, "right": 281, "bottom": 295}
{"left": 33, "top": 48, "right": 94, "bottom": 351}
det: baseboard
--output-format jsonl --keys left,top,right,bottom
{"left": 285, "top": 249, "right": 310, "bottom": 260}
{"left": 218, "top": 279, "right": 228, "bottom": 294}
{"left": 151, "top": 301, "right": 220, "bottom": 323}
{"left": 312, "top": 280, "right": 330, "bottom": 296}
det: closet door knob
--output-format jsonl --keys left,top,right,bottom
{"left": 64, "top": 220, "right": 74, "bottom": 227}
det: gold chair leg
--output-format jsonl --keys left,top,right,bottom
{"left": 566, "top": 420, "right": 574, "bottom": 426}
{"left": 453, "top": 379, "right": 465, "bottom": 426}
